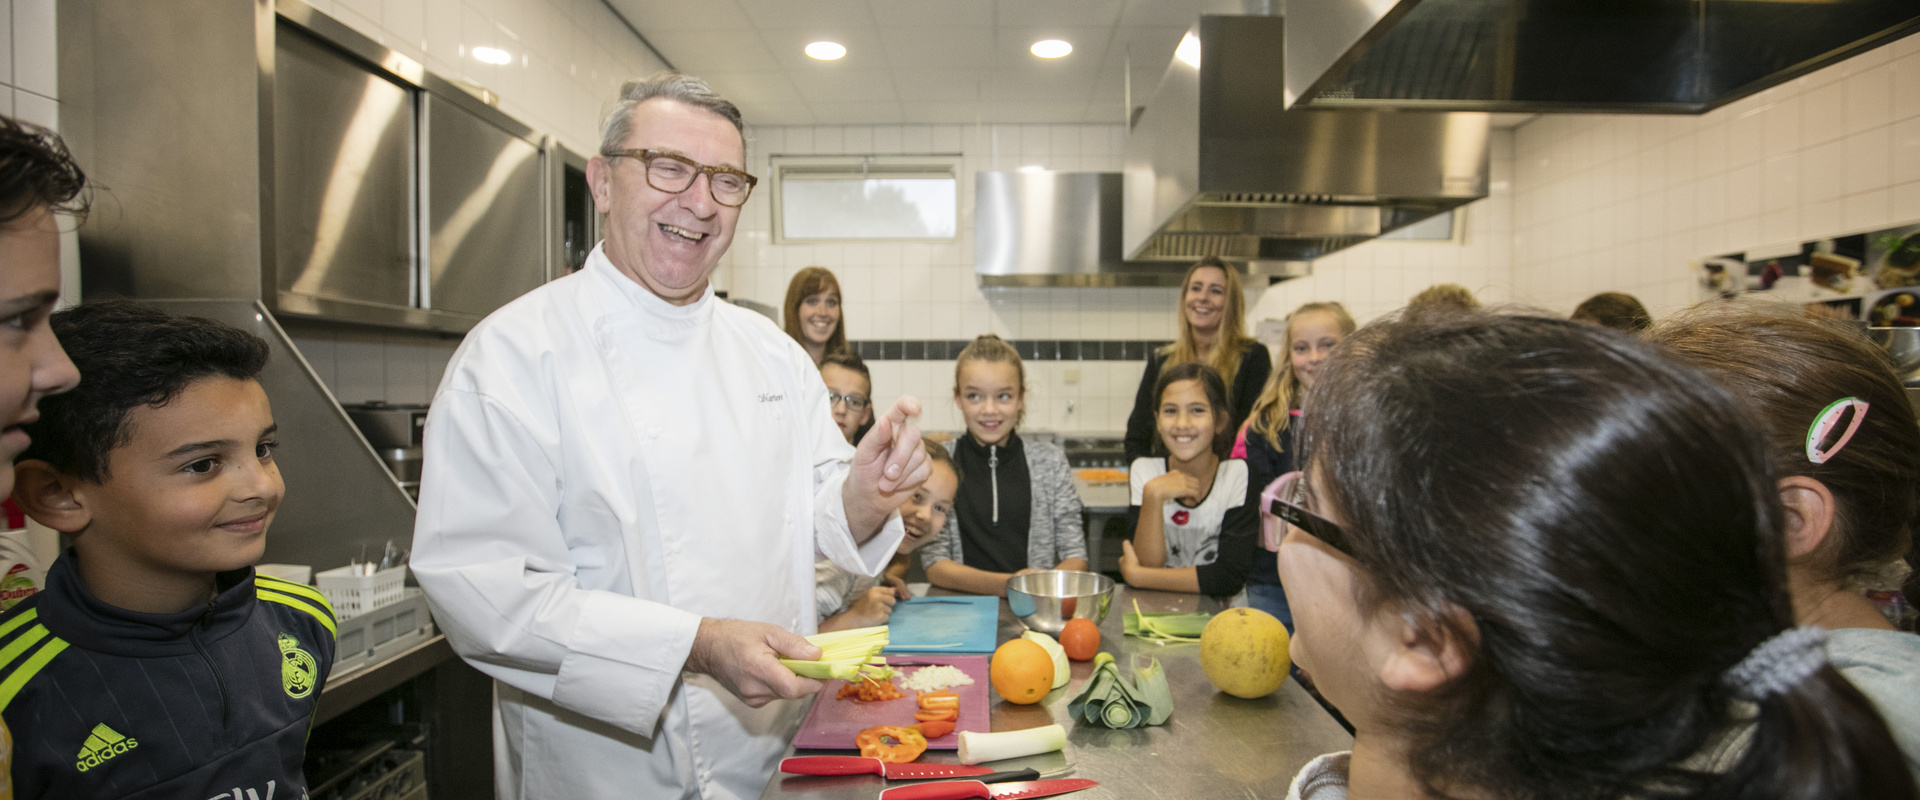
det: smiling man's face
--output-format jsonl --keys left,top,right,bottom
{"left": 589, "top": 97, "right": 745, "bottom": 304}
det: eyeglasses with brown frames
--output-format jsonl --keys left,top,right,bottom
{"left": 603, "top": 148, "right": 758, "bottom": 207}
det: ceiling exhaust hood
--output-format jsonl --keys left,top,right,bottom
{"left": 1123, "top": 15, "right": 1491, "bottom": 267}
{"left": 1282, "top": 0, "right": 1920, "bottom": 113}
{"left": 973, "top": 170, "right": 1313, "bottom": 288}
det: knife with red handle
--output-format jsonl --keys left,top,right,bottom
{"left": 878, "top": 777, "right": 1100, "bottom": 800}
{"left": 779, "top": 756, "right": 997, "bottom": 780}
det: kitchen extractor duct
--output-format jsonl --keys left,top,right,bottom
{"left": 1282, "top": 0, "right": 1920, "bottom": 113}
{"left": 974, "top": 171, "right": 1311, "bottom": 288}
{"left": 1123, "top": 15, "right": 1490, "bottom": 266}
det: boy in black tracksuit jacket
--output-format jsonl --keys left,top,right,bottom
{"left": 0, "top": 302, "right": 335, "bottom": 799}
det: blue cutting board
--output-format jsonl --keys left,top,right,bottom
{"left": 883, "top": 596, "right": 1000, "bottom": 653}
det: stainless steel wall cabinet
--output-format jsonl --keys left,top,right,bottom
{"left": 63, "top": 0, "right": 562, "bottom": 333}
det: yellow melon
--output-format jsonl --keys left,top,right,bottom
{"left": 1198, "top": 608, "right": 1290, "bottom": 699}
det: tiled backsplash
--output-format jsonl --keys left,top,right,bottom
{"left": 852, "top": 340, "right": 1171, "bottom": 362}
{"left": 1507, "top": 34, "right": 1920, "bottom": 318}
{"left": 1248, "top": 131, "right": 1518, "bottom": 327}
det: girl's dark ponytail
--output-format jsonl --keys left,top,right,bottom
{"left": 1719, "top": 667, "right": 1918, "bottom": 800}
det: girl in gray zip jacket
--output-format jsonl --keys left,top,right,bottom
{"left": 922, "top": 335, "right": 1087, "bottom": 596}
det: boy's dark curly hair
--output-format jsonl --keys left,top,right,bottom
{"left": 0, "top": 116, "right": 88, "bottom": 224}
{"left": 19, "top": 301, "right": 269, "bottom": 482}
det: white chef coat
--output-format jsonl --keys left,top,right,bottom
{"left": 411, "top": 245, "right": 904, "bottom": 800}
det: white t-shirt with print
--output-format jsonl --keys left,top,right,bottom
{"left": 1129, "top": 457, "right": 1249, "bottom": 568}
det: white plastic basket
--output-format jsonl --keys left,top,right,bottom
{"left": 315, "top": 565, "right": 407, "bottom": 620}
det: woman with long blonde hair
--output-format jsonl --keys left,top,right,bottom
{"left": 1123, "top": 257, "right": 1270, "bottom": 462}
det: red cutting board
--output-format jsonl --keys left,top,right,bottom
{"left": 791, "top": 656, "right": 990, "bottom": 751}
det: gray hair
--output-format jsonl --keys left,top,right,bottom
{"left": 599, "top": 71, "right": 745, "bottom": 156}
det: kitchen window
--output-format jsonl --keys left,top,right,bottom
{"left": 772, "top": 156, "right": 960, "bottom": 242}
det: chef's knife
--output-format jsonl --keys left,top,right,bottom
{"left": 779, "top": 756, "right": 996, "bottom": 780}
{"left": 878, "top": 777, "right": 1099, "bottom": 800}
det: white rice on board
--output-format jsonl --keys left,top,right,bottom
{"left": 899, "top": 665, "right": 975, "bottom": 692}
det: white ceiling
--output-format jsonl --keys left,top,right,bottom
{"left": 605, "top": 0, "right": 1545, "bottom": 130}
{"left": 604, "top": 0, "right": 1217, "bottom": 126}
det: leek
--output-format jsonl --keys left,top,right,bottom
{"left": 1123, "top": 599, "right": 1210, "bottom": 643}
{"left": 956, "top": 725, "right": 1067, "bottom": 765}
{"left": 781, "top": 626, "right": 895, "bottom": 682}
{"left": 1065, "top": 651, "right": 1174, "bottom": 729}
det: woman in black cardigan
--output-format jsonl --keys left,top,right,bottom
{"left": 1124, "top": 257, "right": 1271, "bottom": 463}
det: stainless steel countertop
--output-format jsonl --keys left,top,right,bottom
{"left": 760, "top": 587, "right": 1352, "bottom": 799}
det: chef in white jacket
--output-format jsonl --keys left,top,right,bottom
{"left": 411, "top": 72, "right": 928, "bottom": 800}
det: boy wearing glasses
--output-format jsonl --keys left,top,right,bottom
{"left": 821, "top": 351, "right": 874, "bottom": 445}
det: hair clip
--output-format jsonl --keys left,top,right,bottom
{"left": 1806, "top": 397, "right": 1869, "bottom": 465}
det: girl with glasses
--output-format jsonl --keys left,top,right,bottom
{"left": 1274, "top": 313, "right": 1915, "bottom": 800}
{"left": 1650, "top": 304, "right": 1920, "bottom": 781}
{"left": 922, "top": 335, "right": 1086, "bottom": 596}
{"left": 1118, "top": 362, "right": 1258, "bottom": 597}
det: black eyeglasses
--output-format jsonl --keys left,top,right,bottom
{"left": 603, "top": 148, "right": 758, "bottom": 207}
{"left": 829, "top": 392, "right": 869, "bottom": 412}
{"left": 1260, "top": 471, "right": 1353, "bottom": 556}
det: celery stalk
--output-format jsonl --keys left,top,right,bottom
{"left": 781, "top": 626, "right": 892, "bottom": 682}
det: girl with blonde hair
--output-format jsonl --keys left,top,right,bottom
{"left": 1237, "top": 301, "right": 1355, "bottom": 630}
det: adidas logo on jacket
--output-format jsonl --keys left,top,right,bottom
{"left": 0, "top": 550, "right": 336, "bottom": 799}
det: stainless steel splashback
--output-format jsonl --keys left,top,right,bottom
{"left": 1123, "top": 15, "right": 1490, "bottom": 265}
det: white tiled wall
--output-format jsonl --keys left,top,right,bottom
{"left": 1248, "top": 131, "right": 1518, "bottom": 328}
{"left": 721, "top": 122, "right": 1196, "bottom": 435}
{"left": 1, "top": 0, "right": 80, "bottom": 305}
{"left": 1508, "top": 34, "right": 1920, "bottom": 317}
{"left": 283, "top": 321, "right": 463, "bottom": 407}
{"left": 302, "top": 0, "right": 669, "bottom": 154}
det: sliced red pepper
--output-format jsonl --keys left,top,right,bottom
{"left": 913, "top": 709, "right": 958, "bottom": 722}
{"left": 913, "top": 720, "right": 956, "bottom": 740}
{"left": 854, "top": 725, "right": 928, "bottom": 763}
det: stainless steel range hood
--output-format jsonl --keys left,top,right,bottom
{"left": 1123, "top": 15, "right": 1491, "bottom": 266}
{"left": 1283, "top": 0, "right": 1920, "bottom": 113}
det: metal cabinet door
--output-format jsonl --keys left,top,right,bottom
{"left": 424, "top": 94, "right": 546, "bottom": 318}
{"left": 272, "top": 25, "right": 416, "bottom": 310}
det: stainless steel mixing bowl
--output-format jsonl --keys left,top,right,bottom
{"left": 1005, "top": 570, "right": 1114, "bottom": 634}
{"left": 1869, "top": 327, "right": 1920, "bottom": 386}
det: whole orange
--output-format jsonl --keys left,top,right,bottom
{"left": 1058, "top": 618, "right": 1100, "bottom": 661}
{"left": 989, "top": 639, "right": 1054, "bottom": 704}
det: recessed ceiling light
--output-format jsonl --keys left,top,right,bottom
{"left": 1030, "top": 40, "right": 1072, "bottom": 59}
{"left": 1018, "top": 165, "right": 1046, "bottom": 173}
{"left": 473, "top": 46, "right": 511, "bottom": 65}
{"left": 1174, "top": 33, "right": 1199, "bottom": 68}
{"left": 806, "top": 41, "right": 847, "bottom": 60}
